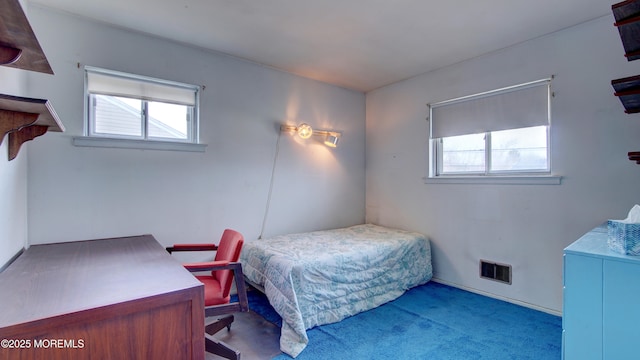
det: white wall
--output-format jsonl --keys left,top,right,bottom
{"left": 0, "top": 0, "right": 30, "bottom": 269}
{"left": 24, "top": 5, "right": 365, "bottom": 247}
{"left": 366, "top": 15, "right": 640, "bottom": 313}
{"left": 0, "top": 66, "right": 28, "bottom": 268}
{"left": 12, "top": 3, "right": 636, "bottom": 315}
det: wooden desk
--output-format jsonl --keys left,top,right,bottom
{"left": 0, "top": 235, "right": 204, "bottom": 360}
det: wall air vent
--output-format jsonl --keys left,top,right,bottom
{"left": 480, "top": 260, "right": 512, "bottom": 285}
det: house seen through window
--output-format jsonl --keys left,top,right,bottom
{"left": 85, "top": 67, "right": 200, "bottom": 143}
{"left": 429, "top": 78, "right": 551, "bottom": 177}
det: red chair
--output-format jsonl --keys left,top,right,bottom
{"left": 167, "top": 229, "right": 249, "bottom": 360}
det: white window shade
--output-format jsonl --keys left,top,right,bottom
{"left": 86, "top": 68, "right": 197, "bottom": 106}
{"left": 430, "top": 79, "right": 550, "bottom": 139}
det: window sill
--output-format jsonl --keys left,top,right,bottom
{"left": 424, "top": 175, "right": 562, "bottom": 185}
{"left": 72, "top": 136, "right": 207, "bottom": 153}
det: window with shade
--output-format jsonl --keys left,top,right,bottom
{"left": 84, "top": 67, "right": 200, "bottom": 143}
{"left": 428, "top": 78, "right": 552, "bottom": 178}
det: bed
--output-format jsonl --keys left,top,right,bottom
{"left": 240, "top": 223, "right": 432, "bottom": 357}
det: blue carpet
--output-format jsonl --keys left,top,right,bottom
{"left": 245, "top": 288, "right": 282, "bottom": 327}
{"left": 245, "top": 282, "right": 562, "bottom": 360}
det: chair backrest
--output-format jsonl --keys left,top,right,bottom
{"left": 213, "top": 229, "right": 244, "bottom": 299}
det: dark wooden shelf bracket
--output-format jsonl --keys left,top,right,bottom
{"left": 0, "top": 109, "right": 38, "bottom": 146}
{"left": 0, "top": 94, "right": 64, "bottom": 160}
{"left": 8, "top": 125, "right": 47, "bottom": 160}
{"left": 0, "top": 44, "right": 22, "bottom": 65}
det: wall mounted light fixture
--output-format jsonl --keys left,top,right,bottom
{"left": 281, "top": 123, "right": 341, "bottom": 147}
{"left": 259, "top": 122, "right": 341, "bottom": 239}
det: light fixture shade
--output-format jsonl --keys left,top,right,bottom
{"left": 297, "top": 123, "right": 313, "bottom": 139}
{"left": 324, "top": 134, "right": 339, "bottom": 147}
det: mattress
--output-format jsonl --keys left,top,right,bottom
{"left": 240, "top": 224, "right": 432, "bottom": 357}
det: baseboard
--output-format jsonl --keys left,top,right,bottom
{"left": 0, "top": 247, "right": 24, "bottom": 273}
{"left": 431, "top": 277, "right": 562, "bottom": 317}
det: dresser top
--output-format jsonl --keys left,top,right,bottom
{"left": 565, "top": 223, "right": 640, "bottom": 263}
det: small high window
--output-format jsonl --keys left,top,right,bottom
{"left": 428, "top": 78, "right": 552, "bottom": 178}
{"left": 84, "top": 67, "right": 200, "bottom": 143}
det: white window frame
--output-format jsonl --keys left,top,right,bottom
{"left": 427, "top": 78, "right": 561, "bottom": 185}
{"left": 73, "top": 66, "right": 206, "bottom": 153}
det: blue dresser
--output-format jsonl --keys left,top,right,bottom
{"left": 563, "top": 224, "right": 640, "bottom": 359}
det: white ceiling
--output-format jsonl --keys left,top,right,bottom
{"left": 29, "top": 0, "right": 612, "bottom": 92}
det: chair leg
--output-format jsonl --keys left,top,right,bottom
{"left": 205, "top": 315, "right": 235, "bottom": 335}
{"left": 205, "top": 335, "right": 240, "bottom": 360}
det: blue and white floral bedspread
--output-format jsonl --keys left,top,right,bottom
{"left": 240, "top": 224, "right": 432, "bottom": 358}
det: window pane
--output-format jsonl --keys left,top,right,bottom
{"left": 441, "top": 133, "right": 485, "bottom": 173}
{"left": 148, "top": 101, "right": 189, "bottom": 140}
{"left": 85, "top": 67, "right": 199, "bottom": 144}
{"left": 94, "top": 95, "right": 142, "bottom": 137}
{"left": 491, "top": 126, "right": 548, "bottom": 172}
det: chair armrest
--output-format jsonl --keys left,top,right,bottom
{"left": 183, "top": 260, "right": 230, "bottom": 272}
{"left": 166, "top": 243, "right": 218, "bottom": 253}
{"left": 204, "top": 262, "right": 250, "bottom": 317}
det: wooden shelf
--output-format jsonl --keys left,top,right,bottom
{"left": 0, "top": 0, "right": 64, "bottom": 160}
{"left": 611, "top": 1, "right": 640, "bottom": 165}
{"left": 612, "top": 75, "right": 640, "bottom": 113}
{"left": 614, "top": 16, "right": 640, "bottom": 61}
{"left": 0, "top": 0, "right": 53, "bottom": 74}
{"left": 613, "top": 0, "right": 640, "bottom": 20}
{"left": 0, "top": 94, "right": 64, "bottom": 160}
{"left": 613, "top": 0, "right": 640, "bottom": 61}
